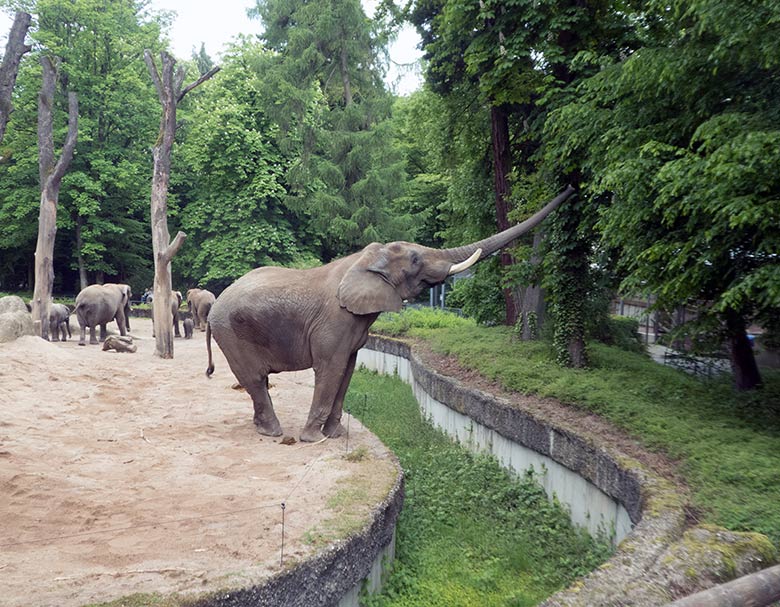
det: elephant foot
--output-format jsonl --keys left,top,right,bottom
{"left": 322, "top": 421, "right": 347, "bottom": 438}
{"left": 254, "top": 417, "right": 283, "bottom": 437}
{"left": 299, "top": 426, "right": 327, "bottom": 443}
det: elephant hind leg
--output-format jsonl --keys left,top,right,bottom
{"left": 322, "top": 352, "right": 358, "bottom": 439}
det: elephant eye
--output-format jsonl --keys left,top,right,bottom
{"left": 411, "top": 254, "right": 420, "bottom": 265}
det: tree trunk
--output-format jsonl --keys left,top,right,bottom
{"left": 490, "top": 103, "right": 518, "bottom": 326}
{"left": 515, "top": 230, "right": 546, "bottom": 340}
{"left": 340, "top": 46, "right": 352, "bottom": 106}
{"left": 145, "top": 50, "right": 218, "bottom": 358}
{"left": 0, "top": 12, "right": 31, "bottom": 145}
{"left": 724, "top": 309, "right": 762, "bottom": 391}
{"left": 30, "top": 57, "right": 78, "bottom": 340}
{"left": 75, "top": 216, "right": 88, "bottom": 290}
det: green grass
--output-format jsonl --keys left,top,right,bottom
{"left": 372, "top": 309, "right": 780, "bottom": 546}
{"left": 346, "top": 371, "right": 612, "bottom": 607}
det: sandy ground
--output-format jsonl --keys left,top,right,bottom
{"left": 0, "top": 317, "right": 397, "bottom": 607}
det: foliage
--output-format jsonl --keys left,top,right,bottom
{"left": 0, "top": 0, "right": 169, "bottom": 294}
{"left": 373, "top": 306, "right": 476, "bottom": 336}
{"left": 446, "top": 259, "right": 505, "bottom": 325}
{"left": 347, "top": 370, "right": 612, "bottom": 606}
{"left": 370, "top": 313, "right": 780, "bottom": 545}
{"left": 172, "top": 39, "right": 314, "bottom": 291}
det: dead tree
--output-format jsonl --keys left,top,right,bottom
{"left": 144, "top": 50, "right": 219, "bottom": 358}
{"left": 0, "top": 11, "right": 31, "bottom": 145}
{"left": 31, "top": 57, "right": 78, "bottom": 339}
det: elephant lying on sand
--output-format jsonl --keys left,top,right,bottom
{"left": 49, "top": 303, "right": 71, "bottom": 341}
{"left": 74, "top": 283, "right": 132, "bottom": 346}
{"left": 206, "top": 186, "right": 574, "bottom": 442}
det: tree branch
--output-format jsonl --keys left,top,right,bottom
{"left": 143, "top": 49, "right": 165, "bottom": 103}
{"left": 177, "top": 66, "right": 221, "bottom": 103}
{"left": 163, "top": 230, "right": 187, "bottom": 264}
{"left": 51, "top": 92, "right": 78, "bottom": 184}
{"left": 0, "top": 11, "right": 32, "bottom": 144}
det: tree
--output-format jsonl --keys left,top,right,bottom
{"left": 173, "top": 39, "right": 315, "bottom": 291}
{"left": 30, "top": 56, "right": 77, "bottom": 338}
{"left": 0, "top": 11, "right": 31, "bottom": 144}
{"left": 545, "top": 0, "right": 780, "bottom": 388}
{"left": 251, "top": 0, "right": 413, "bottom": 261}
{"left": 144, "top": 49, "right": 218, "bottom": 359}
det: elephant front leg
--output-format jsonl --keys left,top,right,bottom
{"left": 98, "top": 323, "right": 107, "bottom": 343}
{"left": 301, "top": 359, "right": 350, "bottom": 442}
{"left": 322, "top": 352, "right": 358, "bottom": 438}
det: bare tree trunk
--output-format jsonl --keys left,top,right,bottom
{"left": 75, "top": 216, "right": 88, "bottom": 290}
{"left": 31, "top": 57, "right": 78, "bottom": 340}
{"left": 144, "top": 50, "right": 218, "bottom": 358}
{"left": 0, "top": 12, "right": 31, "bottom": 145}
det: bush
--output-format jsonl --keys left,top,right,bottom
{"left": 591, "top": 315, "right": 645, "bottom": 354}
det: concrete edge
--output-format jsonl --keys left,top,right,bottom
{"left": 186, "top": 458, "right": 404, "bottom": 607}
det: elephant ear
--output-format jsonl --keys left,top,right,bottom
{"left": 338, "top": 245, "right": 403, "bottom": 315}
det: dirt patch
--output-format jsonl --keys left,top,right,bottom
{"left": 0, "top": 318, "right": 397, "bottom": 607}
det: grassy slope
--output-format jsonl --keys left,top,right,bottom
{"left": 346, "top": 372, "right": 611, "bottom": 607}
{"left": 372, "top": 309, "right": 780, "bottom": 546}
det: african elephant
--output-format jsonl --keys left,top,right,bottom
{"left": 183, "top": 317, "right": 194, "bottom": 339}
{"left": 49, "top": 303, "right": 71, "bottom": 342}
{"left": 206, "top": 186, "right": 574, "bottom": 442}
{"left": 187, "top": 288, "right": 215, "bottom": 331}
{"left": 74, "top": 283, "right": 132, "bottom": 346}
{"left": 152, "top": 290, "right": 182, "bottom": 338}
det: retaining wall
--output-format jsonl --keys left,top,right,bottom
{"left": 357, "top": 335, "right": 776, "bottom": 606}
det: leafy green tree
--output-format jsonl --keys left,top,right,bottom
{"left": 545, "top": 0, "right": 780, "bottom": 388}
{"left": 172, "top": 39, "right": 317, "bottom": 291}
{"left": 250, "top": 0, "right": 413, "bottom": 261}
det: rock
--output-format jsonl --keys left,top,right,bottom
{"left": 0, "top": 295, "right": 29, "bottom": 315}
{"left": 102, "top": 335, "right": 137, "bottom": 353}
{"left": 0, "top": 309, "right": 34, "bottom": 343}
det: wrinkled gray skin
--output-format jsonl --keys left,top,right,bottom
{"left": 206, "top": 187, "right": 574, "bottom": 442}
{"left": 49, "top": 303, "right": 71, "bottom": 341}
{"left": 187, "top": 288, "right": 215, "bottom": 331}
{"left": 74, "top": 283, "right": 132, "bottom": 346}
{"left": 183, "top": 317, "right": 194, "bottom": 339}
{"left": 152, "top": 290, "right": 182, "bottom": 338}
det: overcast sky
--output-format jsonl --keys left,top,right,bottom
{"left": 0, "top": 0, "right": 422, "bottom": 95}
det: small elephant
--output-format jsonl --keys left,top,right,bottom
{"left": 183, "top": 317, "right": 194, "bottom": 339}
{"left": 187, "top": 288, "right": 215, "bottom": 331}
{"left": 206, "top": 187, "right": 574, "bottom": 442}
{"left": 49, "top": 303, "right": 71, "bottom": 342}
{"left": 74, "top": 283, "right": 132, "bottom": 346}
{"left": 152, "top": 290, "right": 182, "bottom": 338}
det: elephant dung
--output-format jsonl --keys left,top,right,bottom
{"left": 102, "top": 335, "right": 137, "bottom": 353}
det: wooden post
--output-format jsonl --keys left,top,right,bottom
{"left": 144, "top": 50, "right": 219, "bottom": 358}
{"left": 30, "top": 57, "right": 78, "bottom": 340}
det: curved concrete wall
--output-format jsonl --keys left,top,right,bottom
{"left": 357, "top": 337, "right": 634, "bottom": 544}
{"left": 356, "top": 336, "right": 775, "bottom": 606}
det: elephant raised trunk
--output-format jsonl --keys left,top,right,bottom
{"left": 443, "top": 185, "right": 575, "bottom": 272}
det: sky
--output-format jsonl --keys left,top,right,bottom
{"left": 0, "top": 0, "right": 423, "bottom": 95}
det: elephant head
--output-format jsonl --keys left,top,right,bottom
{"left": 338, "top": 185, "right": 574, "bottom": 315}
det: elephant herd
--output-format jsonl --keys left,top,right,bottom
{"left": 45, "top": 284, "right": 215, "bottom": 346}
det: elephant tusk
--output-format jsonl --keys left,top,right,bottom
{"left": 448, "top": 248, "right": 482, "bottom": 275}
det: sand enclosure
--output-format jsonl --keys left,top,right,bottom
{"left": 0, "top": 317, "right": 398, "bottom": 607}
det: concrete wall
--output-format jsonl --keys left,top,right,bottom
{"left": 357, "top": 338, "right": 634, "bottom": 544}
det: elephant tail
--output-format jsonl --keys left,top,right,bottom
{"left": 206, "top": 321, "right": 215, "bottom": 378}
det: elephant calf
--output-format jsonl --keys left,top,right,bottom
{"left": 49, "top": 303, "right": 71, "bottom": 341}
{"left": 183, "top": 317, "right": 194, "bottom": 339}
